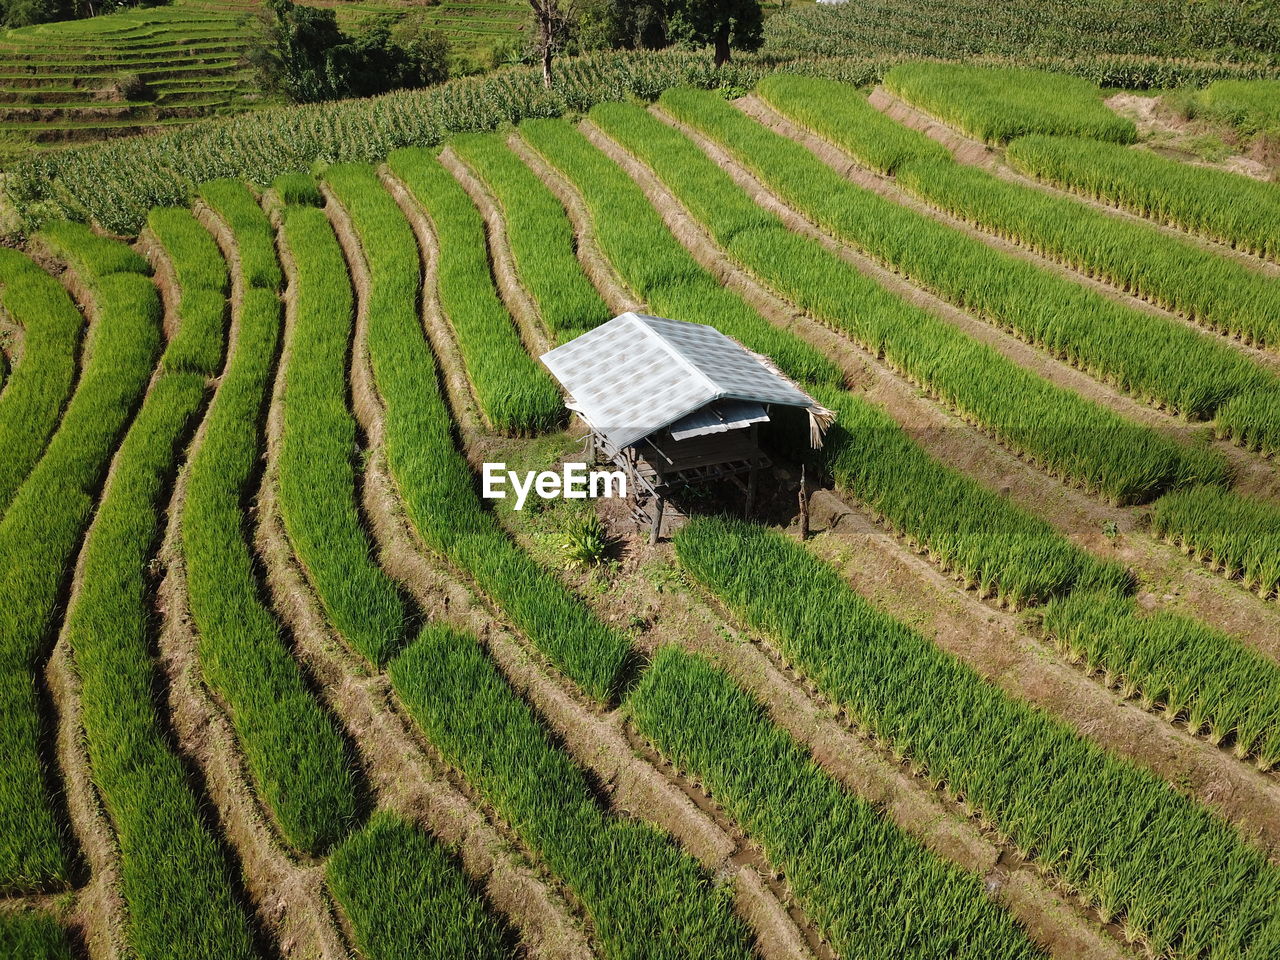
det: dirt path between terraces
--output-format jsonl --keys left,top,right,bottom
{"left": 441, "top": 146, "right": 555, "bottom": 357}
{"left": 644, "top": 106, "right": 1279, "bottom": 503}
{"left": 337, "top": 169, "right": 821, "bottom": 960}
{"left": 579, "top": 115, "right": 1280, "bottom": 826}
{"left": 867, "top": 86, "right": 1280, "bottom": 281}
{"left": 137, "top": 226, "right": 181, "bottom": 342}
{"left": 507, "top": 134, "right": 643, "bottom": 317}
{"left": 580, "top": 115, "right": 1280, "bottom": 657}
{"left": 35, "top": 226, "right": 227, "bottom": 960}
{"left": 740, "top": 94, "right": 1280, "bottom": 380}
{"left": 16, "top": 241, "right": 182, "bottom": 956}
{"left": 295, "top": 187, "right": 597, "bottom": 960}
{"left": 155, "top": 203, "right": 348, "bottom": 960}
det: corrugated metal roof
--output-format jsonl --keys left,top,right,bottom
{"left": 539, "top": 312, "right": 817, "bottom": 450}
{"left": 669, "top": 400, "right": 769, "bottom": 442}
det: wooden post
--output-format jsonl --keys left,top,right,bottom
{"left": 798, "top": 463, "right": 809, "bottom": 540}
{"left": 745, "top": 463, "right": 758, "bottom": 518}
{"left": 650, "top": 496, "right": 664, "bottom": 544}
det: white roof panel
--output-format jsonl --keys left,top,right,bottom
{"left": 540, "top": 313, "right": 818, "bottom": 450}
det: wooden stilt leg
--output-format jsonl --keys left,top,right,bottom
{"left": 650, "top": 496, "right": 664, "bottom": 544}
{"left": 745, "top": 462, "right": 758, "bottom": 518}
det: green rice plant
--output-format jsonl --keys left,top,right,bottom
{"left": 519, "top": 118, "right": 1123, "bottom": 605}
{"left": 1215, "top": 387, "right": 1280, "bottom": 457}
{"left": 181, "top": 261, "right": 357, "bottom": 854}
{"left": 1150, "top": 484, "right": 1280, "bottom": 600}
{"left": 389, "top": 625, "right": 753, "bottom": 960}
{"left": 1007, "top": 134, "right": 1280, "bottom": 263}
{"left": 815, "top": 386, "right": 1130, "bottom": 605}
{"left": 1043, "top": 588, "right": 1280, "bottom": 767}
{"left": 323, "top": 161, "right": 630, "bottom": 702}
{"left": 630, "top": 646, "right": 1045, "bottom": 959}
{"left": 0, "top": 221, "right": 161, "bottom": 891}
{"left": 449, "top": 132, "right": 611, "bottom": 343}
{"left": 592, "top": 99, "right": 1225, "bottom": 503}
{"left": 0, "top": 911, "right": 72, "bottom": 960}
{"left": 198, "top": 179, "right": 282, "bottom": 291}
{"left": 61, "top": 368, "right": 257, "bottom": 960}
{"left": 883, "top": 63, "right": 1137, "bottom": 144}
{"left": 147, "top": 206, "right": 228, "bottom": 375}
{"left": 327, "top": 811, "right": 512, "bottom": 960}
{"left": 664, "top": 87, "right": 1275, "bottom": 427}
{"left": 758, "top": 74, "right": 1280, "bottom": 349}
{"left": 278, "top": 205, "right": 406, "bottom": 666}
{"left": 1184, "top": 79, "right": 1280, "bottom": 142}
{"left": 757, "top": 74, "right": 951, "bottom": 175}
{"left": 376, "top": 153, "right": 562, "bottom": 435}
{"left": 518, "top": 120, "right": 842, "bottom": 388}
{"left": 37, "top": 219, "right": 151, "bottom": 275}
{"left": 273, "top": 171, "right": 323, "bottom": 207}
{"left": 674, "top": 515, "right": 1280, "bottom": 959}
{"left": 0, "top": 247, "right": 84, "bottom": 517}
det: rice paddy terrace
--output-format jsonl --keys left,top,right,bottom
{"left": 0, "top": 0, "right": 527, "bottom": 157}
{"left": 4, "top": 63, "right": 1280, "bottom": 960}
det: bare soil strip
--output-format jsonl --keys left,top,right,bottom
{"left": 156, "top": 205, "right": 348, "bottom": 960}
{"left": 136, "top": 227, "right": 180, "bottom": 342}
{"left": 440, "top": 146, "right": 555, "bottom": 357}
{"left": 275, "top": 196, "right": 593, "bottom": 960}
{"left": 865, "top": 86, "right": 1280, "bottom": 281}
{"left": 340, "top": 169, "right": 820, "bottom": 960}
{"left": 740, "top": 95, "right": 1280, "bottom": 379}
{"left": 46, "top": 636, "right": 126, "bottom": 960}
{"left": 506, "top": 133, "right": 644, "bottom": 316}
{"left": 865, "top": 86, "right": 1001, "bottom": 168}
{"left": 582, "top": 115, "right": 1280, "bottom": 656}
{"left": 642, "top": 106, "right": 1279, "bottom": 501}
{"left": 0, "top": 312, "right": 24, "bottom": 372}
{"left": 580, "top": 116, "right": 1280, "bottom": 842}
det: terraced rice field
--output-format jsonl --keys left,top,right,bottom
{"left": 0, "top": 0, "right": 527, "bottom": 157}
{"left": 4, "top": 64, "right": 1280, "bottom": 960}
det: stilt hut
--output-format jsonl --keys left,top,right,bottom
{"left": 540, "top": 313, "right": 834, "bottom": 542}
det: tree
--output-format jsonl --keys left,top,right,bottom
{"left": 248, "top": 0, "right": 346, "bottom": 101}
{"left": 577, "top": 0, "right": 665, "bottom": 50}
{"left": 392, "top": 13, "right": 452, "bottom": 88}
{"left": 247, "top": 0, "right": 450, "bottom": 103}
{"left": 528, "top": 0, "right": 576, "bottom": 88}
{"left": 666, "top": 0, "right": 762, "bottom": 66}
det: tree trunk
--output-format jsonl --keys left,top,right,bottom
{"left": 713, "top": 22, "right": 731, "bottom": 67}
{"left": 542, "top": 42, "right": 553, "bottom": 88}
